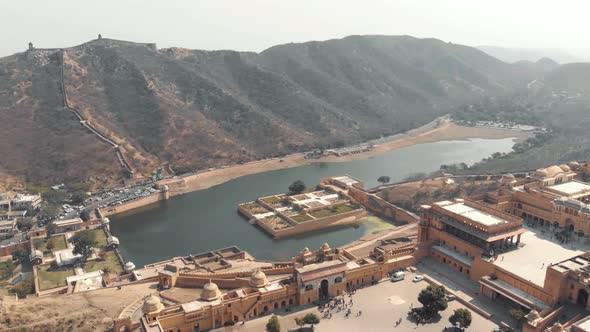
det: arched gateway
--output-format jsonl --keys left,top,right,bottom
{"left": 319, "top": 279, "right": 330, "bottom": 300}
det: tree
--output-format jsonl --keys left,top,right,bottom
{"left": 46, "top": 239, "right": 55, "bottom": 252}
{"left": 266, "top": 315, "right": 281, "bottom": 332}
{"left": 303, "top": 313, "right": 320, "bottom": 328}
{"left": 0, "top": 260, "right": 15, "bottom": 280}
{"left": 377, "top": 175, "right": 391, "bottom": 185}
{"left": 80, "top": 208, "right": 92, "bottom": 221}
{"left": 294, "top": 317, "right": 305, "bottom": 331}
{"left": 449, "top": 308, "right": 472, "bottom": 330}
{"left": 70, "top": 190, "right": 86, "bottom": 205}
{"left": 417, "top": 285, "right": 448, "bottom": 316}
{"left": 46, "top": 222, "right": 57, "bottom": 238}
{"left": 16, "top": 219, "right": 34, "bottom": 232}
{"left": 69, "top": 231, "right": 96, "bottom": 261}
{"left": 39, "top": 204, "right": 59, "bottom": 221}
{"left": 11, "top": 248, "right": 28, "bottom": 263}
{"left": 289, "top": 180, "right": 306, "bottom": 194}
{"left": 509, "top": 309, "right": 526, "bottom": 328}
{"left": 11, "top": 275, "right": 34, "bottom": 298}
{"left": 42, "top": 190, "right": 66, "bottom": 204}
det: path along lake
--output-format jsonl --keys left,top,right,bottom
{"left": 111, "top": 137, "right": 516, "bottom": 266}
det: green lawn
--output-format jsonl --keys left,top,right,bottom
{"left": 0, "top": 260, "right": 15, "bottom": 281}
{"left": 87, "top": 228, "right": 108, "bottom": 247}
{"left": 309, "top": 204, "right": 355, "bottom": 219}
{"left": 34, "top": 235, "right": 68, "bottom": 256}
{"left": 291, "top": 213, "right": 314, "bottom": 223}
{"left": 37, "top": 264, "right": 75, "bottom": 291}
{"left": 85, "top": 251, "right": 123, "bottom": 275}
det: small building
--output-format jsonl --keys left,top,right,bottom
{"left": 0, "top": 197, "right": 10, "bottom": 211}
{"left": 67, "top": 270, "right": 105, "bottom": 292}
{"left": 11, "top": 194, "right": 42, "bottom": 211}
{"left": 106, "top": 236, "right": 119, "bottom": 250}
{"left": 53, "top": 218, "right": 83, "bottom": 233}
{"left": 323, "top": 175, "right": 365, "bottom": 190}
{"left": 0, "top": 210, "right": 26, "bottom": 221}
{"left": 30, "top": 249, "right": 43, "bottom": 265}
{"left": 54, "top": 248, "right": 83, "bottom": 267}
{"left": 0, "top": 219, "right": 18, "bottom": 238}
{"left": 124, "top": 261, "right": 136, "bottom": 273}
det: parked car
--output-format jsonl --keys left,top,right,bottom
{"left": 391, "top": 271, "right": 405, "bottom": 282}
{"left": 446, "top": 294, "right": 456, "bottom": 301}
{"left": 412, "top": 275, "right": 424, "bottom": 283}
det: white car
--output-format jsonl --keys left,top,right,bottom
{"left": 412, "top": 275, "right": 424, "bottom": 283}
{"left": 390, "top": 271, "right": 405, "bottom": 282}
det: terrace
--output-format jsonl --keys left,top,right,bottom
{"left": 239, "top": 185, "right": 366, "bottom": 237}
{"left": 260, "top": 215, "right": 292, "bottom": 230}
{"left": 308, "top": 204, "right": 355, "bottom": 219}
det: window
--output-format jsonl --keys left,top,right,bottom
{"left": 335, "top": 277, "right": 343, "bottom": 283}
{"left": 305, "top": 284, "right": 313, "bottom": 291}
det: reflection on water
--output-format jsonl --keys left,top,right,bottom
{"left": 110, "top": 138, "right": 516, "bottom": 266}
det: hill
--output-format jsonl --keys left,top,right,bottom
{"left": 477, "top": 45, "right": 588, "bottom": 64}
{"left": 0, "top": 35, "right": 565, "bottom": 188}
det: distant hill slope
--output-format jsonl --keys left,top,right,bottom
{"left": 477, "top": 45, "right": 588, "bottom": 64}
{"left": 0, "top": 35, "right": 572, "bottom": 187}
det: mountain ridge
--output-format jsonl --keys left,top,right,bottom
{"left": 0, "top": 35, "right": 583, "bottom": 189}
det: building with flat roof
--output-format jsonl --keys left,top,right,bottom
{"left": 53, "top": 218, "right": 83, "bottom": 233}
{"left": 114, "top": 241, "right": 416, "bottom": 332}
{"left": 0, "top": 219, "right": 18, "bottom": 238}
{"left": 54, "top": 248, "right": 83, "bottom": 266}
{"left": 0, "top": 210, "right": 26, "bottom": 221}
{"left": 416, "top": 163, "right": 590, "bottom": 332}
{"left": 11, "top": 194, "right": 41, "bottom": 211}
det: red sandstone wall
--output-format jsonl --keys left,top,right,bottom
{"left": 101, "top": 192, "right": 166, "bottom": 216}
{"left": 348, "top": 186, "right": 418, "bottom": 224}
{"left": 262, "top": 209, "right": 367, "bottom": 238}
{"left": 0, "top": 240, "right": 30, "bottom": 257}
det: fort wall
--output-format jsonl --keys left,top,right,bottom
{"left": 101, "top": 192, "right": 168, "bottom": 217}
{"left": 255, "top": 209, "right": 367, "bottom": 238}
{"left": 348, "top": 186, "right": 419, "bottom": 224}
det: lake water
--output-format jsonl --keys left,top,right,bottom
{"left": 110, "top": 138, "right": 516, "bottom": 266}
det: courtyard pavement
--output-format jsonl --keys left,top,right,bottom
{"left": 217, "top": 276, "right": 499, "bottom": 332}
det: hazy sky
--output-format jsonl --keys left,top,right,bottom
{"left": 2, "top": 0, "right": 590, "bottom": 58}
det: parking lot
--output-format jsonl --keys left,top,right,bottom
{"left": 224, "top": 275, "right": 499, "bottom": 332}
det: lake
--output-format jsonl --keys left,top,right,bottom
{"left": 110, "top": 137, "right": 516, "bottom": 266}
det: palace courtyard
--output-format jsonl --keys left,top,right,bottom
{"left": 218, "top": 276, "right": 498, "bottom": 332}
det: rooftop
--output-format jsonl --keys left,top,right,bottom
{"left": 547, "top": 180, "right": 590, "bottom": 197}
{"left": 492, "top": 227, "right": 590, "bottom": 287}
{"left": 332, "top": 176, "right": 360, "bottom": 185}
{"left": 296, "top": 260, "right": 348, "bottom": 282}
{"left": 574, "top": 315, "right": 590, "bottom": 332}
{"left": 53, "top": 218, "right": 83, "bottom": 227}
{"left": 436, "top": 201, "right": 509, "bottom": 226}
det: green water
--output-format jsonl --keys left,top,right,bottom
{"left": 110, "top": 138, "right": 516, "bottom": 266}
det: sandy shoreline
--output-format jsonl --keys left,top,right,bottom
{"left": 175, "top": 122, "right": 530, "bottom": 194}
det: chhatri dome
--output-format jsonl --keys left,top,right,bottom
{"left": 201, "top": 280, "right": 221, "bottom": 301}
{"left": 300, "top": 247, "right": 311, "bottom": 255}
{"left": 321, "top": 243, "right": 330, "bottom": 250}
{"left": 249, "top": 270, "right": 269, "bottom": 288}
{"left": 142, "top": 295, "right": 164, "bottom": 314}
